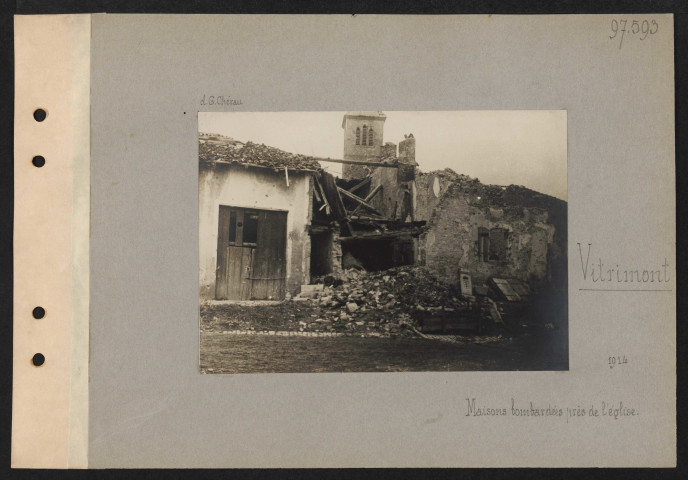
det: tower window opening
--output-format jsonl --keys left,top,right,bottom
{"left": 368, "top": 128, "right": 374, "bottom": 146}
{"left": 355, "top": 127, "right": 361, "bottom": 145}
{"left": 361, "top": 125, "right": 368, "bottom": 146}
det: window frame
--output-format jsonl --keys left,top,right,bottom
{"left": 477, "top": 227, "right": 510, "bottom": 264}
{"left": 227, "top": 208, "right": 259, "bottom": 247}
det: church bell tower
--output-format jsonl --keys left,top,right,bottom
{"left": 341, "top": 111, "right": 387, "bottom": 180}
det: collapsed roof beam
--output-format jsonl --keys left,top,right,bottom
{"left": 348, "top": 176, "right": 371, "bottom": 195}
{"left": 316, "top": 158, "right": 399, "bottom": 168}
{"left": 337, "top": 187, "right": 382, "bottom": 216}
{"left": 338, "top": 229, "right": 424, "bottom": 241}
{"left": 313, "top": 175, "right": 331, "bottom": 215}
{"left": 351, "top": 184, "right": 382, "bottom": 216}
{"left": 319, "top": 172, "right": 348, "bottom": 220}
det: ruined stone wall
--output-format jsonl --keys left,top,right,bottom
{"left": 369, "top": 142, "right": 415, "bottom": 221}
{"left": 417, "top": 171, "right": 567, "bottom": 289}
{"left": 371, "top": 167, "right": 401, "bottom": 219}
{"left": 413, "top": 169, "right": 459, "bottom": 222}
{"left": 398, "top": 136, "right": 416, "bottom": 164}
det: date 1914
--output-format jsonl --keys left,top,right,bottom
{"left": 608, "top": 355, "right": 628, "bottom": 369}
{"left": 610, "top": 19, "right": 658, "bottom": 50}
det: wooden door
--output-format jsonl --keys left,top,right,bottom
{"left": 224, "top": 246, "right": 252, "bottom": 300}
{"left": 215, "top": 206, "right": 287, "bottom": 300}
{"left": 250, "top": 210, "right": 287, "bottom": 300}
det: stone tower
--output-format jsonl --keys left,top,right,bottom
{"left": 341, "top": 111, "right": 387, "bottom": 180}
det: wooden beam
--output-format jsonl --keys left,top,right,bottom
{"left": 320, "top": 172, "right": 348, "bottom": 220}
{"left": 313, "top": 175, "right": 331, "bottom": 215}
{"left": 333, "top": 184, "right": 347, "bottom": 217}
{"left": 348, "top": 176, "right": 371, "bottom": 195}
{"left": 337, "top": 187, "right": 381, "bottom": 215}
{"left": 315, "top": 158, "right": 399, "bottom": 168}
{"left": 349, "top": 216, "right": 425, "bottom": 226}
{"left": 351, "top": 184, "right": 382, "bottom": 216}
{"left": 343, "top": 219, "right": 355, "bottom": 237}
{"left": 308, "top": 225, "right": 334, "bottom": 234}
{"left": 312, "top": 181, "right": 322, "bottom": 203}
{"left": 339, "top": 230, "right": 423, "bottom": 241}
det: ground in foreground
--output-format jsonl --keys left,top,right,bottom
{"left": 200, "top": 329, "right": 568, "bottom": 374}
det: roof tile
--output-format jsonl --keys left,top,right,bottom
{"left": 199, "top": 133, "right": 322, "bottom": 171}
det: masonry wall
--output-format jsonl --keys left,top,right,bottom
{"left": 342, "top": 115, "right": 386, "bottom": 180}
{"left": 370, "top": 142, "right": 415, "bottom": 221}
{"left": 198, "top": 164, "right": 312, "bottom": 300}
{"left": 416, "top": 171, "right": 567, "bottom": 289}
{"left": 413, "top": 169, "right": 458, "bottom": 223}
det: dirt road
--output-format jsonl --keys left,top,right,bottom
{"left": 200, "top": 329, "right": 568, "bottom": 374}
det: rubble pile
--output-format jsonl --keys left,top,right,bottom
{"left": 201, "top": 267, "right": 518, "bottom": 339}
{"left": 305, "top": 265, "right": 473, "bottom": 337}
{"left": 419, "top": 168, "right": 565, "bottom": 210}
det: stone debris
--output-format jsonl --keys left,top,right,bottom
{"left": 305, "top": 265, "right": 485, "bottom": 337}
{"left": 200, "top": 265, "right": 527, "bottom": 341}
{"left": 314, "top": 265, "right": 468, "bottom": 311}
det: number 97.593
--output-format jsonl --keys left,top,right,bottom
{"left": 610, "top": 19, "right": 658, "bottom": 49}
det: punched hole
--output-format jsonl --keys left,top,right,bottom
{"left": 33, "top": 109, "right": 47, "bottom": 122}
{"left": 32, "top": 307, "right": 45, "bottom": 319}
{"left": 32, "top": 353, "right": 45, "bottom": 367}
{"left": 32, "top": 156, "right": 45, "bottom": 168}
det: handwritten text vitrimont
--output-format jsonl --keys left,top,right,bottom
{"left": 577, "top": 243, "right": 670, "bottom": 285}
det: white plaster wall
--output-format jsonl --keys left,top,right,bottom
{"left": 199, "top": 164, "right": 311, "bottom": 300}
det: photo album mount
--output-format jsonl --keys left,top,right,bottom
{"left": 12, "top": 14, "right": 676, "bottom": 468}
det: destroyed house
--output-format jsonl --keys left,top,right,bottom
{"left": 199, "top": 124, "right": 426, "bottom": 301}
{"left": 414, "top": 170, "right": 567, "bottom": 289}
{"left": 199, "top": 111, "right": 566, "bottom": 302}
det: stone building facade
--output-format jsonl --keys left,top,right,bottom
{"left": 414, "top": 170, "right": 567, "bottom": 289}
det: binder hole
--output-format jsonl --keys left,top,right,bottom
{"left": 32, "top": 353, "right": 45, "bottom": 367}
{"left": 33, "top": 109, "right": 47, "bottom": 122}
{"left": 32, "top": 156, "right": 45, "bottom": 168}
{"left": 32, "top": 307, "right": 45, "bottom": 319}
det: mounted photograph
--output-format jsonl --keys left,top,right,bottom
{"left": 198, "top": 111, "right": 568, "bottom": 373}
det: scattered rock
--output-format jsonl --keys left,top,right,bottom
{"left": 346, "top": 302, "right": 359, "bottom": 313}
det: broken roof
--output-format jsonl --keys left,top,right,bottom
{"left": 199, "top": 132, "right": 322, "bottom": 172}
{"left": 417, "top": 168, "right": 566, "bottom": 207}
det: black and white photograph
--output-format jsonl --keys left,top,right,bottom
{"left": 9, "top": 10, "right": 677, "bottom": 468}
{"left": 199, "top": 111, "right": 568, "bottom": 373}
